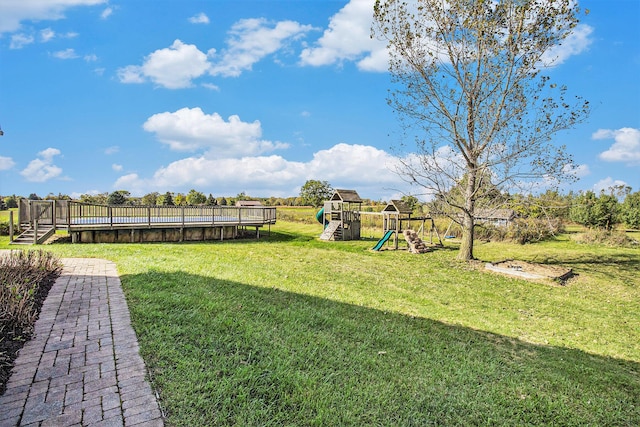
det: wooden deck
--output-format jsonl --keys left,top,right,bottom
{"left": 16, "top": 200, "right": 276, "bottom": 244}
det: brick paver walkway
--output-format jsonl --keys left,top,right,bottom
{"left": 0, "top": 257, "right": 164, "bottom": 426}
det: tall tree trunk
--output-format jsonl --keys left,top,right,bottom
{"left": 457, "top": 169, "right": 476, "bottom": 261}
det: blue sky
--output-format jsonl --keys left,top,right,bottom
{"left": 0, "top": 0, "right": 638, "bottom": 202}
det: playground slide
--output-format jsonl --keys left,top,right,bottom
{"left": 315, "top": 207, "right": 324, "bottom": 224}
{"left": 372, "top": 230, "right": 395, "bottom": 251}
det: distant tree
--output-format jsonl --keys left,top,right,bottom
{"left": 400, "top": 195, "right": 420, "bottom": 212}
{"left": 236, "top": 192, "right": 249, "bottom": 201}
{"left": 107, "top": 190, "right": 130, "bottom": 205}
{"left": 174, "top": 193, "right": 187, "bottom": 206}
{"left": 570, "top": 190, "right": 620, "bottom": 230}
{"left": 300, "top": 180, "right": 333, "bottom": 207}
{"left": 206, "top": 194, "right": 217, "bottom": 206}
{"left": 0, "top": 198, "right": 6, "bottom": 210}
{"left": 4, "top": 195, "right": 18, "bottom": 209}
{"left": 373, "top": 0, "right": 590, "bottom": 260}
{"left": 186, "top": 189, "right": 207, "bottom": 206}
{"left": 621, "top": 191, "right": 640, "bottom": 229}
{"left": 159, "top": 192, "right": 175, "bottom": 206}
{"left": 28, "top": 193, "right": 41, "bottom": 200}
{"left": 593, "top": 192, "right": 620, "bottom": 231}
{"left": 570, "top": 191, "right": 597, "bottom": 228}
{"left": 80, "top": 192, "right": 108, "bottom": 204}
{"left": 218, "top": 197, "right": 228, "bottom": 206}
{"left": 141, "top": 192, "right": 159, "bottom": 206}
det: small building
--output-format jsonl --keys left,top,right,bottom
{"left": 474, "top": 208, "right": 517, "bottom": 227}
{"left": 235, "top": 200, "right": 263, "bottom": 207}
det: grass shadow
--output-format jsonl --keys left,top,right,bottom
{"left": 122, "top": 270, "right": 640, "bottom": 426}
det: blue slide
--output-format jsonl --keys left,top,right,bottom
{"left": 315, "top": 207, "right": 324, "bottom": 224}
{"left": 372, "top": 230, "right": 395, "bottom": 251}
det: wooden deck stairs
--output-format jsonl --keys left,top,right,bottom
{"left": 319, "top": 220, "right": 342, "bottom": 241}
{"left": 10, "top": 226, "right": 56, "bottom": 245}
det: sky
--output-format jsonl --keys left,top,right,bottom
{"left": 0, "top": 0, "right": 638, "bottom": 202}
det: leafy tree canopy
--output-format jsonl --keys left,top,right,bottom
{"left": 373, "top": 0, "right": 590, "bottom": 260}
{"left": 300, "top": 180, "right": 333, "bottom": 208}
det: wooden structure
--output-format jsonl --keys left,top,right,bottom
{"left": 235, "top": 200, "right": 262, "bottom": 207}
{"left": 474, "top": 208, "right": 517, "bottom": 227}
{"left": 319, "top": 189, "right": 362, "bottom": 241}
{"left": 12, "top": 199, "right": 276, "bottom": 245}
{"left": 365, "top": 199, "right": 442, "bottom": 250}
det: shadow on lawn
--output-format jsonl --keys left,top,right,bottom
{"left": 122, "top": 270, "right": 640, "bottom": 426}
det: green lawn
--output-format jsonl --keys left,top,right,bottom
{"left": 1, "top": 221, "right": 638, "bottom": 425}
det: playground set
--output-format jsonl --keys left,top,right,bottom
{"left": 316, "top": 189, "right": 442, "bottom": 254}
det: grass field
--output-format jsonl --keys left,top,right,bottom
{"left": 1, "top": 216, "right": 638, "bottom": 425}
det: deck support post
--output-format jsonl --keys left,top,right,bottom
{"left": 9, "top": 211, "right": 14, "bottom": 242}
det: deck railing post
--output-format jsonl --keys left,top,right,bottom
{"left": 9, "top": 211, "right": 14, "bottom": 242}
{"left": 34, "top": 219, "right": 38, "bottom": 244}
{"left": 108, "top": 206, "right": 113, "bottom": 228}
{"left": 148, "top": 207, "right": 151, "bottom": 227}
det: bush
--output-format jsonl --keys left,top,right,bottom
{"left": 475, "top": 217, "right": 564, "bottom": 244}
{"left": 1, "top": 250, "right": 62, "bottom": 393}
{"left": 0, "top": 250, "right": 62, "bottom": 338}
{"left": 572, "top": 229, "right": 639, "bottom": 247}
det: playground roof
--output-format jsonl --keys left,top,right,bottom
{"left": 330, "top": 189, "right": 362, "bottom": 203}
{"left": 383, "top": 200, "right": 413, "bottom": 214}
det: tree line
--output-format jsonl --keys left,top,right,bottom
{"left": 3, "top": 181, "right": 639, "bottom": 231}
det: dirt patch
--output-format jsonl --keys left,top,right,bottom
{"left": 485, "top": 259, "right": 573, "bottom": 284}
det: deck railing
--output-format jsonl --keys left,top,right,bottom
{"left": 66, "top": 202, "right": 276, "bottom": 227}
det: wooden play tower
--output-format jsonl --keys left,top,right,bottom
{"left": 374, "top": 199, "right": 443, "bottom": 250}
{"left": 319, "top": 189, "right": 362, "bottom": 241}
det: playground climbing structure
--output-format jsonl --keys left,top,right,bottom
{"left": 317, "top": 189, "right": 362, "bottom": 241}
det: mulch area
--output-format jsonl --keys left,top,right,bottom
{"left": 0, "top": 271, "right": 60, "bottom": 395}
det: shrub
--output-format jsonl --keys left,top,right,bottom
{"left": 572, "top": 229, "right": 639, "bottom": 247}
{"left": 475, "top": 217, "right": 564, "bottom": 244}
{"left": 0, "top": 250, "right": 62, "bottom": 338}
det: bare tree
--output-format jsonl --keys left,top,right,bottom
{"left": 373, "top": 0, "right": 590, "bottom": 260}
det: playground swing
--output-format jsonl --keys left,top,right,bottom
{"left": 443, "top": 220, "right": 456, "bottom": 239}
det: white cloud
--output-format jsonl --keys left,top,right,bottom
{"left": 52, "top": 48, "right": 79, "bottom": 59}
{"left": 0, "top": 0, "right": 107, "bottom": 34}
{"left": 20, "top": 148, "right": 63, "bottom": 182}
{"left": 594, "top": 127, "right": 640, "bottom": 165}
{"left": 105, "top": 146, "right": 119, "bottom": 155}
{"left": 143, "top": 107, "right": 288, "bottom": 156}
{"left": 84, "top": 53, "right": 98, "bottom": 62}
{"left": 201, "top": 83, "right": 220, "bottom": 91}
{"left": 10, "top": 33, "right": 34, "bottom": 49}
{"left": 116, "top": 65, "right": 145, "bottom": 84}
{"left": 101, "top": 7, "right": 113, "bottom": 20}
{"left": 210, "top": 18, "right": 314, "bottom": 77}
{"left": 541, "top": 24, "right": 594, "bottom": 67}
{"left": 300, "top": 0, "right": 388, "bottom": 72}
{"left": 188, "top": 12, "right": 209, "bottom": 24}
{"left": 563, "top": 163, "right": 590, "bottom": 179}
{"left": 112, "top": 164, "right": 123, "bottom": 172}
{"left": 40, "top": 28, "right": 55, "bottom": 42}
{"left": 117, "top": 40, "right": 212, "bottom": 89}
{"left": 593, "top": 177, "right": 629, "bottom": 194}
{"left": 0, "top": 156, "right": 16, "bottom": 171}
{"left": 114, "top": 143, "right": 406, "bottom": 198}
